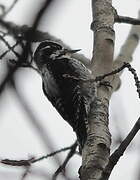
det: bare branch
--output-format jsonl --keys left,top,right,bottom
{"left": 0, "top": 41, "right": 20, "bottom": 60}
{"left": 32, "top": 141, "right": 77, "bottom": 164}
{"left": 91, "top": 1, "right": 115, "bottom": 76}
{"left": 81, "top": 1, "right": 115, "bottom": 179}
{"left": 1, "top": 141, "right": 77, "bottom": 167}
{"left": 0, "top": 35, "right": 20, "bottom": 58}
{"left": 115, "top": 15, "right": 140, "bottom": 25}
{"left": 7, "top": 75, "right": 64, "bottom": 169}
{"left": 113, "top": 8, "right": 140, "bottom": 25}
{"left": 0, "top": 5, "right": 5, "bottom": 16}
{"left": 53, "top": 141, "right": 77, "bottom": 180}
{"left": 112, "top": 11, "right": 140, "bottom": 91}
{"left": 95, "top": 62, "right": 140, "bottom": 98}
{"left": 1, "top": 158, "right": 32, "bottom": 166}
{"left": 0, "top": 0, "right": 19, "bottom": 18}
{"left": 100, "top": 117, "right": 140, "bottom": 180}
{"left": 0, "top": 19, "right": 90, "bottom": 66}
{"left": 21, "top": 166, "right": 30, "bottom": 180}
{"left": 0, "top": 0, "right": 54, "bottom": 95}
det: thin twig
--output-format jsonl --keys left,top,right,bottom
{"left": 1, "top": 142, "right": 77, "bottom": 167}
{"left": 0, "top": 19, "right": 90, "bottom": 65}
{"left": 7, "top": 75, "right": 64, "bottom": 168}
{"left": 0, "top": 0, "right": 54, "bottom": 95}
{"left": 0, "top": 5, "right": 5, "bottom": 16}
{"left": 94, "top": 63, "right": 128, "bottom": 82}
{"left": 52, "top": 141, "right": 77, "bottom": 180}
{"left": 32, "top": 142, "right": 77, "bottom": 163}
{"left": 63, "top": 62, "right": 128, "bottom": 83}
{"left": 0, "top": 41, "right": 21, "bottom": 60}
{"left": 115, "top": 15, "right": 140, "bottom": 25}
{"left": 1, "top": 159, "right": 32, "bottom": 166}
{"left": 100, "top": 117, "right": 140, "bottom": 180}
{"left": 0, "top": 35, "right": 20, "bottom": 58}
{"left": 0, "top": 0, "right": 19, "bottom": 18}
{"left": 21, "top": 166, "right": 31, "bottom": 180}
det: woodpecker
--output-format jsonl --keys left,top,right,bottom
{"left": 34, "top": 41, "right": 96, "bottom": 149}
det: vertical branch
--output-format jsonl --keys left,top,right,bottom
{"left": 91, "top": 0, "right": 115, "bottom": 76}
{"left": 80, "top": 0, "right": 115, "bottom": 179}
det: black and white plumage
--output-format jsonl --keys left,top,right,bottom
{"left": 34, "top": 41, "right": 96, "bottom": 148}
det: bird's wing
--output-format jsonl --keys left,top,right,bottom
{"left": 42, "top": 82, "right": 69, "bottom": 121}
{"left": 71, "top": 84, "right": 89, "bottom": 148}
{"left": 52, "top": 57, "right": 92, "bottom": 80}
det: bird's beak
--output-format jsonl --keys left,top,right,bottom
{"left": 64, "top": 49, "right": 81, "bottom": 54}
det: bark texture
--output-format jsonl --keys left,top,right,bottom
{"left": 80, "top": 0, "right": 115, "bottom": 179}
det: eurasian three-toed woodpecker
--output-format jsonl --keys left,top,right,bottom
{"left": 34, "top": 41, "right": 96, "bottom": 149}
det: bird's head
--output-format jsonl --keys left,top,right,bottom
{"left": 34, "top": 41, "right": 80, "bottom": 69}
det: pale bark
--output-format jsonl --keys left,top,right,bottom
{"left": 80, "top": 3, "right": 140, "bottom": 180}
{"left": 80, "top": 0, "right": 115, "bottom": 179}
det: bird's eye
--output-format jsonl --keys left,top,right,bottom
{"left": 36, "top": 41, "right": 63, "bottom": 55}
{"left": 46, "top": 42, "right": 62, "bottom": 50}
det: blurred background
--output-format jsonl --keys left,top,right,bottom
{"left": 0, "top": 0, "right": 140, "bottom": 179}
